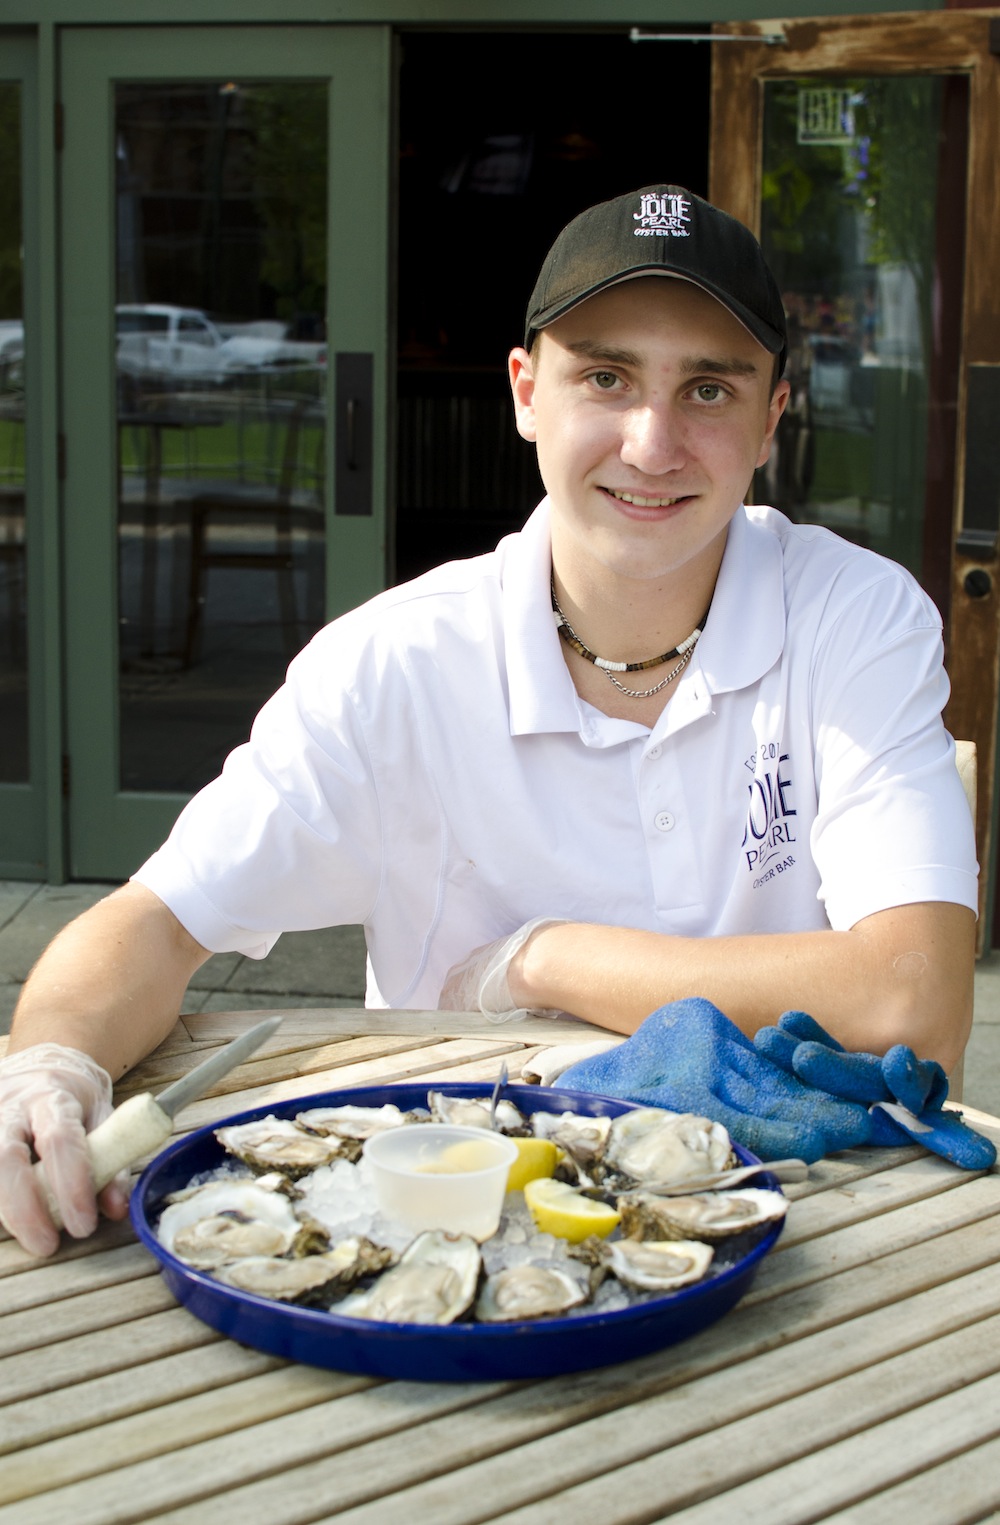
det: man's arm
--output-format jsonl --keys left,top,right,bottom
{"left": 509, "top": 901, "right": 974, "bottom": 1072}
{"left": 8, "top": 881, "right": 212, "bottom": 1074}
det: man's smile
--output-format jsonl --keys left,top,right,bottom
{"left": 604, "top": 487, "right": 688, "bottom": 509}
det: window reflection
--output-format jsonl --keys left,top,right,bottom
{"left": 757, "top": 76, "right": 966, "bottom": 621}
{"left": 115, "top": 81, "right": 327, "bottom": 793}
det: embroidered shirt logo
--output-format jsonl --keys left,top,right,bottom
{"left": 633, "top": 191, "right": 692, "bottom": 238}
{"left": 742, "top": 746, "right": 797, "bottom": 883}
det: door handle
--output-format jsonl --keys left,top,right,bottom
{"left": 335, "top": 353, "right": 373, "bottom": 515}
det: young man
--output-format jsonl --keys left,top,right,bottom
{"left": 0, "top": 186, "right": 977, "bottom": 1255}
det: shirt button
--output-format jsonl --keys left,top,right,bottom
{"left": 646, "top": 744, "right": 662, "bottom": 760}
{"left": 654, "top": 811, "right": 675, "bottom": 832}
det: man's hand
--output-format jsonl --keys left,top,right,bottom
{"left": 438, "top": 918, "right": 569, "bottom": 1020}
{"left": 1, "top": 882, "right": 213, "bottom": 1254}
{"left": 0, "top": 1044, "right": 128, "bottom": 1257}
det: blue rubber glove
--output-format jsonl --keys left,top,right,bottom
{"left": 553, "top": 998, "right": 872, "bottom": 1165}
{"left": 755, "top": 1011, "right": 996, "bottom": 1170}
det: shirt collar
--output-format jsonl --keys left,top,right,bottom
{"left": 502, "top": 499, "right": 785, "bottom": 738}
{"left": 503, "top": 499, "right": 584, "bottom": 737}
{"left": 692, "top": 505, "right": 786, "bottom": 696}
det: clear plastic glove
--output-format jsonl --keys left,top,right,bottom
{"left": 553, "top": 998, "right": 873, "bottom": 1164}
{"left": 754, "top": 1011, "right": 996, "bottom": 1171}
{"left": 438, "top": 918, "right": 571, "bottom": 1023}
{"left": 0, "top": 1043, "right": 128, "bottom": 1257}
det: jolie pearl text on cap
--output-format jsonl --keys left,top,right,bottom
{"left": 524, "top": 183, "right": 787, "bottom": 375}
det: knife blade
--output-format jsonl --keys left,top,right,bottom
{"left": 153, "top": 1017, "right": 284, "bottom": 1117}
{"left": 35, "top": 1015, "right": 284, "bottom": 1230}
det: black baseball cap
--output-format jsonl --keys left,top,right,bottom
{"left": 524, "top": 184, "right": 787, "bottom": 374}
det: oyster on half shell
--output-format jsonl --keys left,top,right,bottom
{"left": 215, "top": 1117, "right": 353, "bottom": 1177}
{"left": 618, "top": 1188, "right": 788, "bottom": 1243}
{"left": 427, "top": 1091, "right": 528, "bottom": 1136}
{"left": 338, "top": 1230, "right": 482, "bottom": 1325}
{"left": 531, "top": 1110, "right": 612, "bottom": 1165}
{"left": 213, "top": 1236, "right": 396, "bottom": 1304}
{"left": 294, "top": 1103, "right": 419, "bottom": 1141}
{"left": 605, "top": 1109, "right": 734, "bottom": 1189}
{"left": 475, "top": 1264, "right": 589, "bottom": 1323}
{"left": 157, "top": 1179, "right": 315, "bottom": 1269}
{"left": 584, "top": 1236, "right": 715, "bottom": 1292}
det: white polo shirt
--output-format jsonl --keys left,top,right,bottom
{"left": 134, "top": 500, "right": 979, "bottom": 1008}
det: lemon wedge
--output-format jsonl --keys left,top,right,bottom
{"left": 505, "top": 1137, "right": 561, "bottom": 1193}
{"left": 417, "top": 1138, "right": 506, "bottom": 1173}
{"left": 523, "top": 1177, "right": 620, "bottom": 1242}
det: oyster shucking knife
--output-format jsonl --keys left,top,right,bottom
{"left": 36, "top": 1015, "right": 284, "bottom": 1229}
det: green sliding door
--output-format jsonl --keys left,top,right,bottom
{"left": 60, "top": 26, "right": 391, "bottom": 878}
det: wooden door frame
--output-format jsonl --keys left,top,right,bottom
{"left": 709, "top": 9, "right": 1000, "bottom": 943}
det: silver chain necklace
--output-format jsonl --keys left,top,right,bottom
{"left": 550, "top": 578, "right": 708, "bottom": 700}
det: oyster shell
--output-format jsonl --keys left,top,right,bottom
{"left": 338, "top": 1230, "right": 482, "bottom": 1325}
{"left": 213, "top": 1236, "right": 395, "bottom": 1304}
{"left": 605, "top": 1109, "right": 734, "bottom": 1189}
{"left": 427, "top": 1091, "right": 528, "bottom": 1136}
{"left": 475, "top": 1264, "right": 589, "bottom": 1323}
{"left": 215, "top": 1116, "right": 352, "bottom": 1177}
{"left": 294, "top": 1103, "right": 417, "bottom": 1140}
{"left": 587, "top": 1236, "right": 715, "bottom": 1291}
{"left": 531, "top": 1110, "right": 612, "bottom": 1165}
{"left": 618, "top": 1188, "right": 788, "bottom": 1243}
{"left": 157, "top": 1180, "right": 311, "bottom": 1269}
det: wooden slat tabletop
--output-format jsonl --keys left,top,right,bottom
{"left": 2, "top": 1009, "right": 1000, "bottom": 1525}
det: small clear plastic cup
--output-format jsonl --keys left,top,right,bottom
{"left": 364, "top": 1123, "right": 519, "bottom": 1241}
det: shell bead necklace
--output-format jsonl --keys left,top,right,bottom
{"left": 550, "top": 576, "right": 709, "bottom": 700}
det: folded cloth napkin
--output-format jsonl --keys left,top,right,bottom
{"left": 552, "top": 998, "right": 872, "bottom": 1164}
{"left": 754, "top": 1011, "right": 997, "bottom": 1170}
{"left": 521, "top": 1038, "right": 624, "bottom": 1089}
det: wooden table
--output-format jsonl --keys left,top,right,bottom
{"left": 3, "top": 1009, "right": 1000, "bottom": 1525}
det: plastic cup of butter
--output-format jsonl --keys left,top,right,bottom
{"left": 364, "top": 1123, "right": 519, "bottom": 1241}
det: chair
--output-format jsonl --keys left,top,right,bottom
{"left": 950, "top": 739, "right": 977, "bottom": 1101}
{"left": 183, "top": 398, "right": 322, "bottom": 666}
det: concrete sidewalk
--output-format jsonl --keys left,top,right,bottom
{"left": 2, "top": 879, "right": 999, "bottom": 1118}
{"left": 0, "top": 880, "right": 367, "bottom": 1025}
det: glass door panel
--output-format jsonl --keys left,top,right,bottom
{"left": 61, "top": 26, "right": 390, "bottom": 878}
{"left": 0, "top": 78, "right": 27, "bottom": 785}
{"left": 114, "top": 80, "right": 327, "bottom": 793}
{"left": 755, "top": 75, "right": 966, "bottom": 626}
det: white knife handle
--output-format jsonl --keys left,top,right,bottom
{"left": 34, "top": 1092, "right": 173, "bottom": 1230}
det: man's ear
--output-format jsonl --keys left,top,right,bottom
{"left": 508, "top": 346, "right": 537, "bottom": 443}
{"left": 756, "top": 378, "right": 791, "bottom": 468}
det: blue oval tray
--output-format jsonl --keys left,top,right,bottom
{"left": 132, "top": 1082, "right": 784, "bottom": 1382}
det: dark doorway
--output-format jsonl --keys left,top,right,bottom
{"left": 394, "top": 30, "right": 711, "bottom": 583}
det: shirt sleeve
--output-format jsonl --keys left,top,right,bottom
{"left": 132, "top": 628, "right": 385, "bottom": 957}
{"left": 808, "top": 568, "right": 979, "bottom": 929}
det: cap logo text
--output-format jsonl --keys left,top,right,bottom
{"left": 633, "top": 192, "right": 691, "bottom": 238}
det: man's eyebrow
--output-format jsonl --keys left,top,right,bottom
{"left": 564, "top": 339, "right": 643, "bottom": 368}
{"left": 680, "top": 354, "right": 761, "bottom": 378}
{"left": 563, "top": 340, "right": 762, "bottom": 378}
